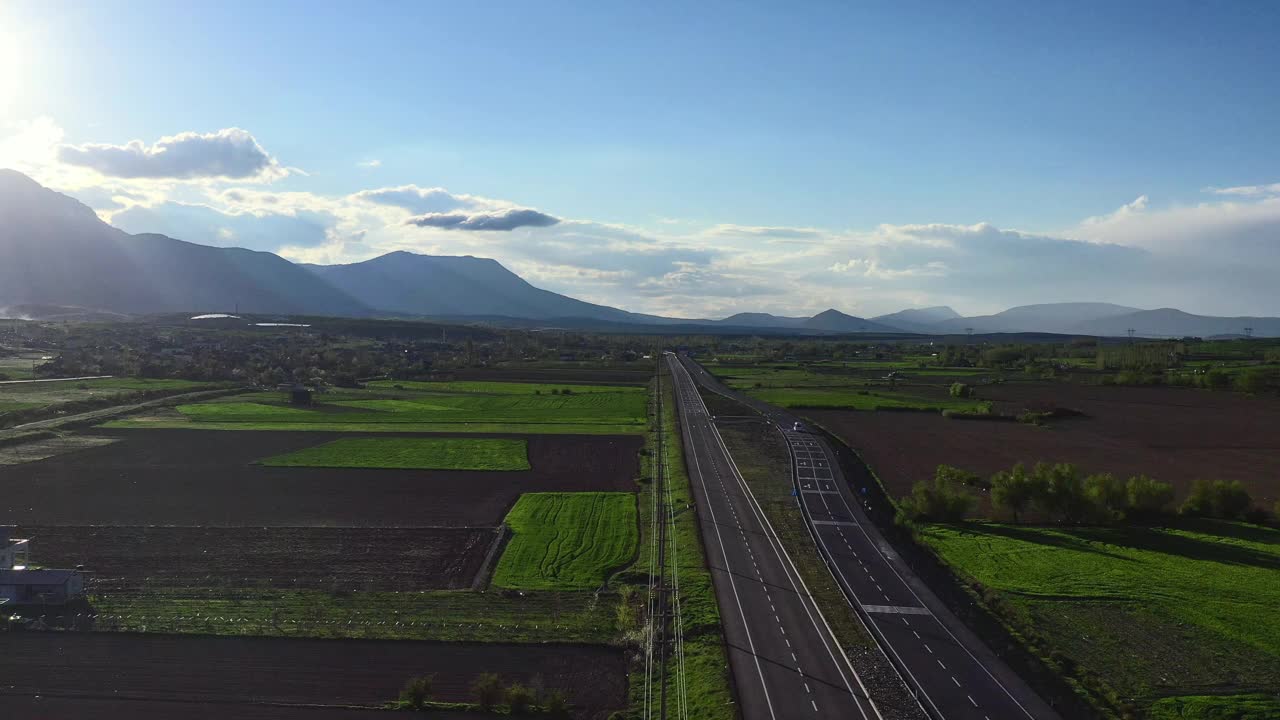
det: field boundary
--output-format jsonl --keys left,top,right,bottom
{"left": 472, "top": 524, "right": 511, "bottom": 591}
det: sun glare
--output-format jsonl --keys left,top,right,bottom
{"left": 0, "top": 31, "right": 24, "bottom": 113}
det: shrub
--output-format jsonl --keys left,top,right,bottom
{"left": 1084, "top": 473, "right": 1127, "bottom": 521}
{"left": 897, "top": 476, "right": 975, "bottom": 523}
{"left": 936, "top": 464, "right": 987, "bottom": 490}
{"left": 1181, "top": 479, "right": 1252, "bottom": 519}
{"left": 399, "top": 675, "right": 434, "bottom": 709}
{"left": 472, "top": 673, "right": 504, "bottom": 710}
{"left": 1203, "top": 369, "right": 1231, "bottom": 390}
{"left": 990, "top": 463, "right": 1033, "bottom": 522}
{"left": 949, "top": 382, "right": 973, "bottom": 398}
{"left": 506, "top": 683, "right": 535, "bottom": 714}
{"left": 1029, "top": 462, "right": 1093, "bottom": 524}
{"left": 1125, "top": 475, "right": 1174, "bottom": 519}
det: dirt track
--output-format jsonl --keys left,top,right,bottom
{"left": 16, "top": 526, "right": 496, "bottom": 591}
{"left": 809, "top": 382, "right": 1280, "bottom": 507}
{"left": 0, "top": 633, "right": 626, "bottom": 718}
{"left": 0, "top": 429, "right": 642, "bottom": 526}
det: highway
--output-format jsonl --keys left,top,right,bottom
{"left": 673, "top": 353, "right": 1062, "bottom": 720}
{"left": 664, "top": 353, "right": 882, "bottom": 720}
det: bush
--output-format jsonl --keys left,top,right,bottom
{"left": 472, "top": 673, "right": 504, "bottom": 710}
{"left": 936, "top": 464, "right": 986, "bottom": 490}
{"left": 1203, "top": 369, "right": 1231, "bottom": 390}
{"left": 399, "top": 675, "right": 434, "bottom": 709}
{"left": 991, "top": 463, "right": 1033, "bottom": 522}
{"left": 506, "top": 683, "right": 535, "bottom": 714}
{"left": 1180, "top": 479, "right": 1252, "bottom": 519}
{"left": 1084, "top": 472, "right": 1128, "bottom": 521}
{"left": 949, "top": 382, "right": 973, "bottom": 398}
{"left": 1029, "top": 462, "right": 1094, "bottom": 524}
{"left": 1125, "top": 475, "right": 1174, "bottom": 519}
{"left": 897, "top": 475, "right": 975, "bottom": 523}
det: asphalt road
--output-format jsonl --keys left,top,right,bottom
{"left": 665, "top": 353, "right": 882, "bottom": 720}
{"left": 675, "top": 354, "right": 1062, "bottom": 720}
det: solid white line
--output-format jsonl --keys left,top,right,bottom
{"left": 668, "top": 357, "right": 777, "bottom": 720}
{"left": 682, "top": 360, "right": 880, "bottom": 720}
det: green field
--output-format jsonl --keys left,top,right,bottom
{"left": 749, "top": 386, "right": 989, "bottom": 412}
{"left": 920, "top": 521, "right": 1280, "bottom": 715}
{"left": 705, "top": 361, "right": 993, "bottom": 413}
{"left": 261, "top": 437, "right": 530, "bottom": 471}
{"left": 493, "top": 492, "right": 638, "bottom": 591}
{"left": 1149, "top": 694, "right": 1280, "bottom": 720}
{"left": 107, "top": 380, "right": 647, "bottom": 434}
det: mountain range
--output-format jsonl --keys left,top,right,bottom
{"left": 1, "top": 169, "right": 1277, "bottom": 337}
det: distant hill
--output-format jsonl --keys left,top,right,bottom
{"left": 716, "top": 312, "right": 807, "bottom": 328}
{"left": 927, "top": 302, "right": 1141, "bottom": 334}
{"left": 0, "top": 169, "right": 369, "bottom": 317}
{"left": 802, "top": 309, "right": 905, "bottom": 333}
{"left": 303, "top": 251, "right": 661, "bottom": 322}
{"left": 871, "top": 306, "right": 960, "bottom": 333}
{"left": 1070, "top": 308, "right": 1280, "bottom": 338}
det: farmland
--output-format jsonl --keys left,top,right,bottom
{"left": 261, "top": 437, "right": 531, "bottom": 471}
{"left": 919, "top": 520, "right": 1280, "bottom": 716}
{"left": 1, "top": 429, "right": 640, "bottom": 526}
{"left": 808, "top": 381, "right": 1280, "bottom": 507}
{"left": 20, "top": 526, "right": 498, "bottom": 591}
{"left": 493, "top": 492, "right": 638, "bottom": 590}
{"left": 707, "top": 360, "right": 991, "bottom": 412}
{"left": 0, "top": 633, "right": 627, "bottom": 719}
{"left": 107, "top": 378, "right": 648, "bottom": 434}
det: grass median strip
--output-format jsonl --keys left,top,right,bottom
{"left": 260, "top": 437, "right": 531, "bottom": 471}
{"left": 493, "top": 492, "right": 638, "bottom": 590}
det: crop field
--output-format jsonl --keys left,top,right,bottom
{"left": 108, "top": 379, "right": 647, "bottom": 434}
{"left": 919, "top": 520, "right": 1280, "bottom": 716}
{"left": 0, "top": 376, "right": 215, "bottom": 408}
{"left": 809, "top": 381, "right": 1280, "bottom": 506}
{"left": 20, "top": 525, "right": 497, "bottom": 591}
{"left": 0, "top": 429, "right": 642, "bottom": 526}
{"left": 0, "top": 633, "right": 627, "bottom": 719}
{"left": 261, "top": 437, "right": 530, "bottom": 471}
{"left": 493, "top": 492, "right": 639, "bottom": 590}
{"left": 708, "top": 361, "right": 991, "bottom": 413}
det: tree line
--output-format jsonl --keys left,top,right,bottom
{"left": 898, "top": 462, "right": 1270, "bottom": 525}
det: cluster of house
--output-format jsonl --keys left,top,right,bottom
{"left": 1, "top": 528, "right": 85, "bottom": 609}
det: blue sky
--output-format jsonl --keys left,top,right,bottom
{"left": 3, "top": 1, "right": 1279, "bottom": 318}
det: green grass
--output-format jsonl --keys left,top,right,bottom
{"left": 107, "top": 380, "right": 648, "bottom": 434}
{"left": 1148, "top": 694, "right": 1280, "bottom": 719}
{"left": 0, "top": 377, "right": 214, "bottom": 408}
{"left": 260, "top": 437, "right": 530, "bottom": 471}
{"left": 493, "top": 492, "right": 638, "bottom": 590}
{"left": 920, "top": 521, "right": 1280, "bottom": 713}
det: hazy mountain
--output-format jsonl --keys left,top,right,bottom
{"left": 871, "top": 306, "right": 961, "bottom": 332}
{"left": 302, "top": 251, "right": 659, "bottom": 322}
{"left": 1070, "top": 308, "right": 1280, "bottom": 338}
{"left": 0, "top": 169, "right": 368, "bottom": 316}
{"left": 929, "top": 302, "right": 1141, "bottom": 334}
{"left": 716, "top": 312, "right": 807, "bottom": 328}
{"left": 802, "top": 309, "right": 905, "bottom": 333}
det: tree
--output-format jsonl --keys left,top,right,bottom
{"left": 990, "top": 463, "right": 1033, "bottom": 522}
{"left": 897, "top": 476, "right": 975, "bottom": 523}
{"left": 399, "top": 675, "right": 434, "bottom": 709}
{"left": 1125, "top": 475, "right": 1174, "bottom": 519}
{"left": 1084, "top": 473, "right": 1127, "bottom": 521}
{"left": 949, "top": 382, "right": 973, "bottom": 398}
{"left": 1180, "top": 479, "right": 1253, "bottom": 519}
{"left": 1030, "top": 462, "right": 1092, "bottom": 523}
{"left": 506, "top": 683, "right": 535, "bottom": 714}
{"left": 936, "top": 464, "right": 984, "bottom": 489}
{"left": 472, "top": 673, "right": 504, "bottom": 710}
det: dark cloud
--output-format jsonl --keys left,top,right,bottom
{"left": 58, "top": 128, "right": 284, "bottom": 180}
{"left": 354, "top": 185, "right": 468, "bottom": 214}
{"left": 406, "top": 208, "right": 560, "bottom": 231}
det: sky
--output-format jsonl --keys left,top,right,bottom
{"left": 2, "top": 1, "right": 1279, "bottom": 319}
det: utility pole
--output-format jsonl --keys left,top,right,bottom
{"left": 1127, "top": 328, "right": 1136, "bottom": 344}
{"left": 1244, "top": 327, "right": 1254, "bottom": 338}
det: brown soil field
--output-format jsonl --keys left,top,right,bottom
{"left": 808, "top": 382, "right": 1280, "bottom": 508}
{"left": 0, "top": 633, "right": 627, "bottom": 719}
{"left": 15, "top": 526, "right": 496, "bottom": 592}
{"left": 0, "top": 429, "right": 641, "bottom": 526}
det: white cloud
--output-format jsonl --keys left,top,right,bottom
{"left": 829, "top": 258, "right": 949, "bottom": 279}
{"left": 58, "top": 128, "right": 287, "bottom": 181}
{"left": 358, "top": 159, "right": 382, "bottom": 168}
{"left": 1204, "top": 182, "right": 1280, "bottom": 197}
